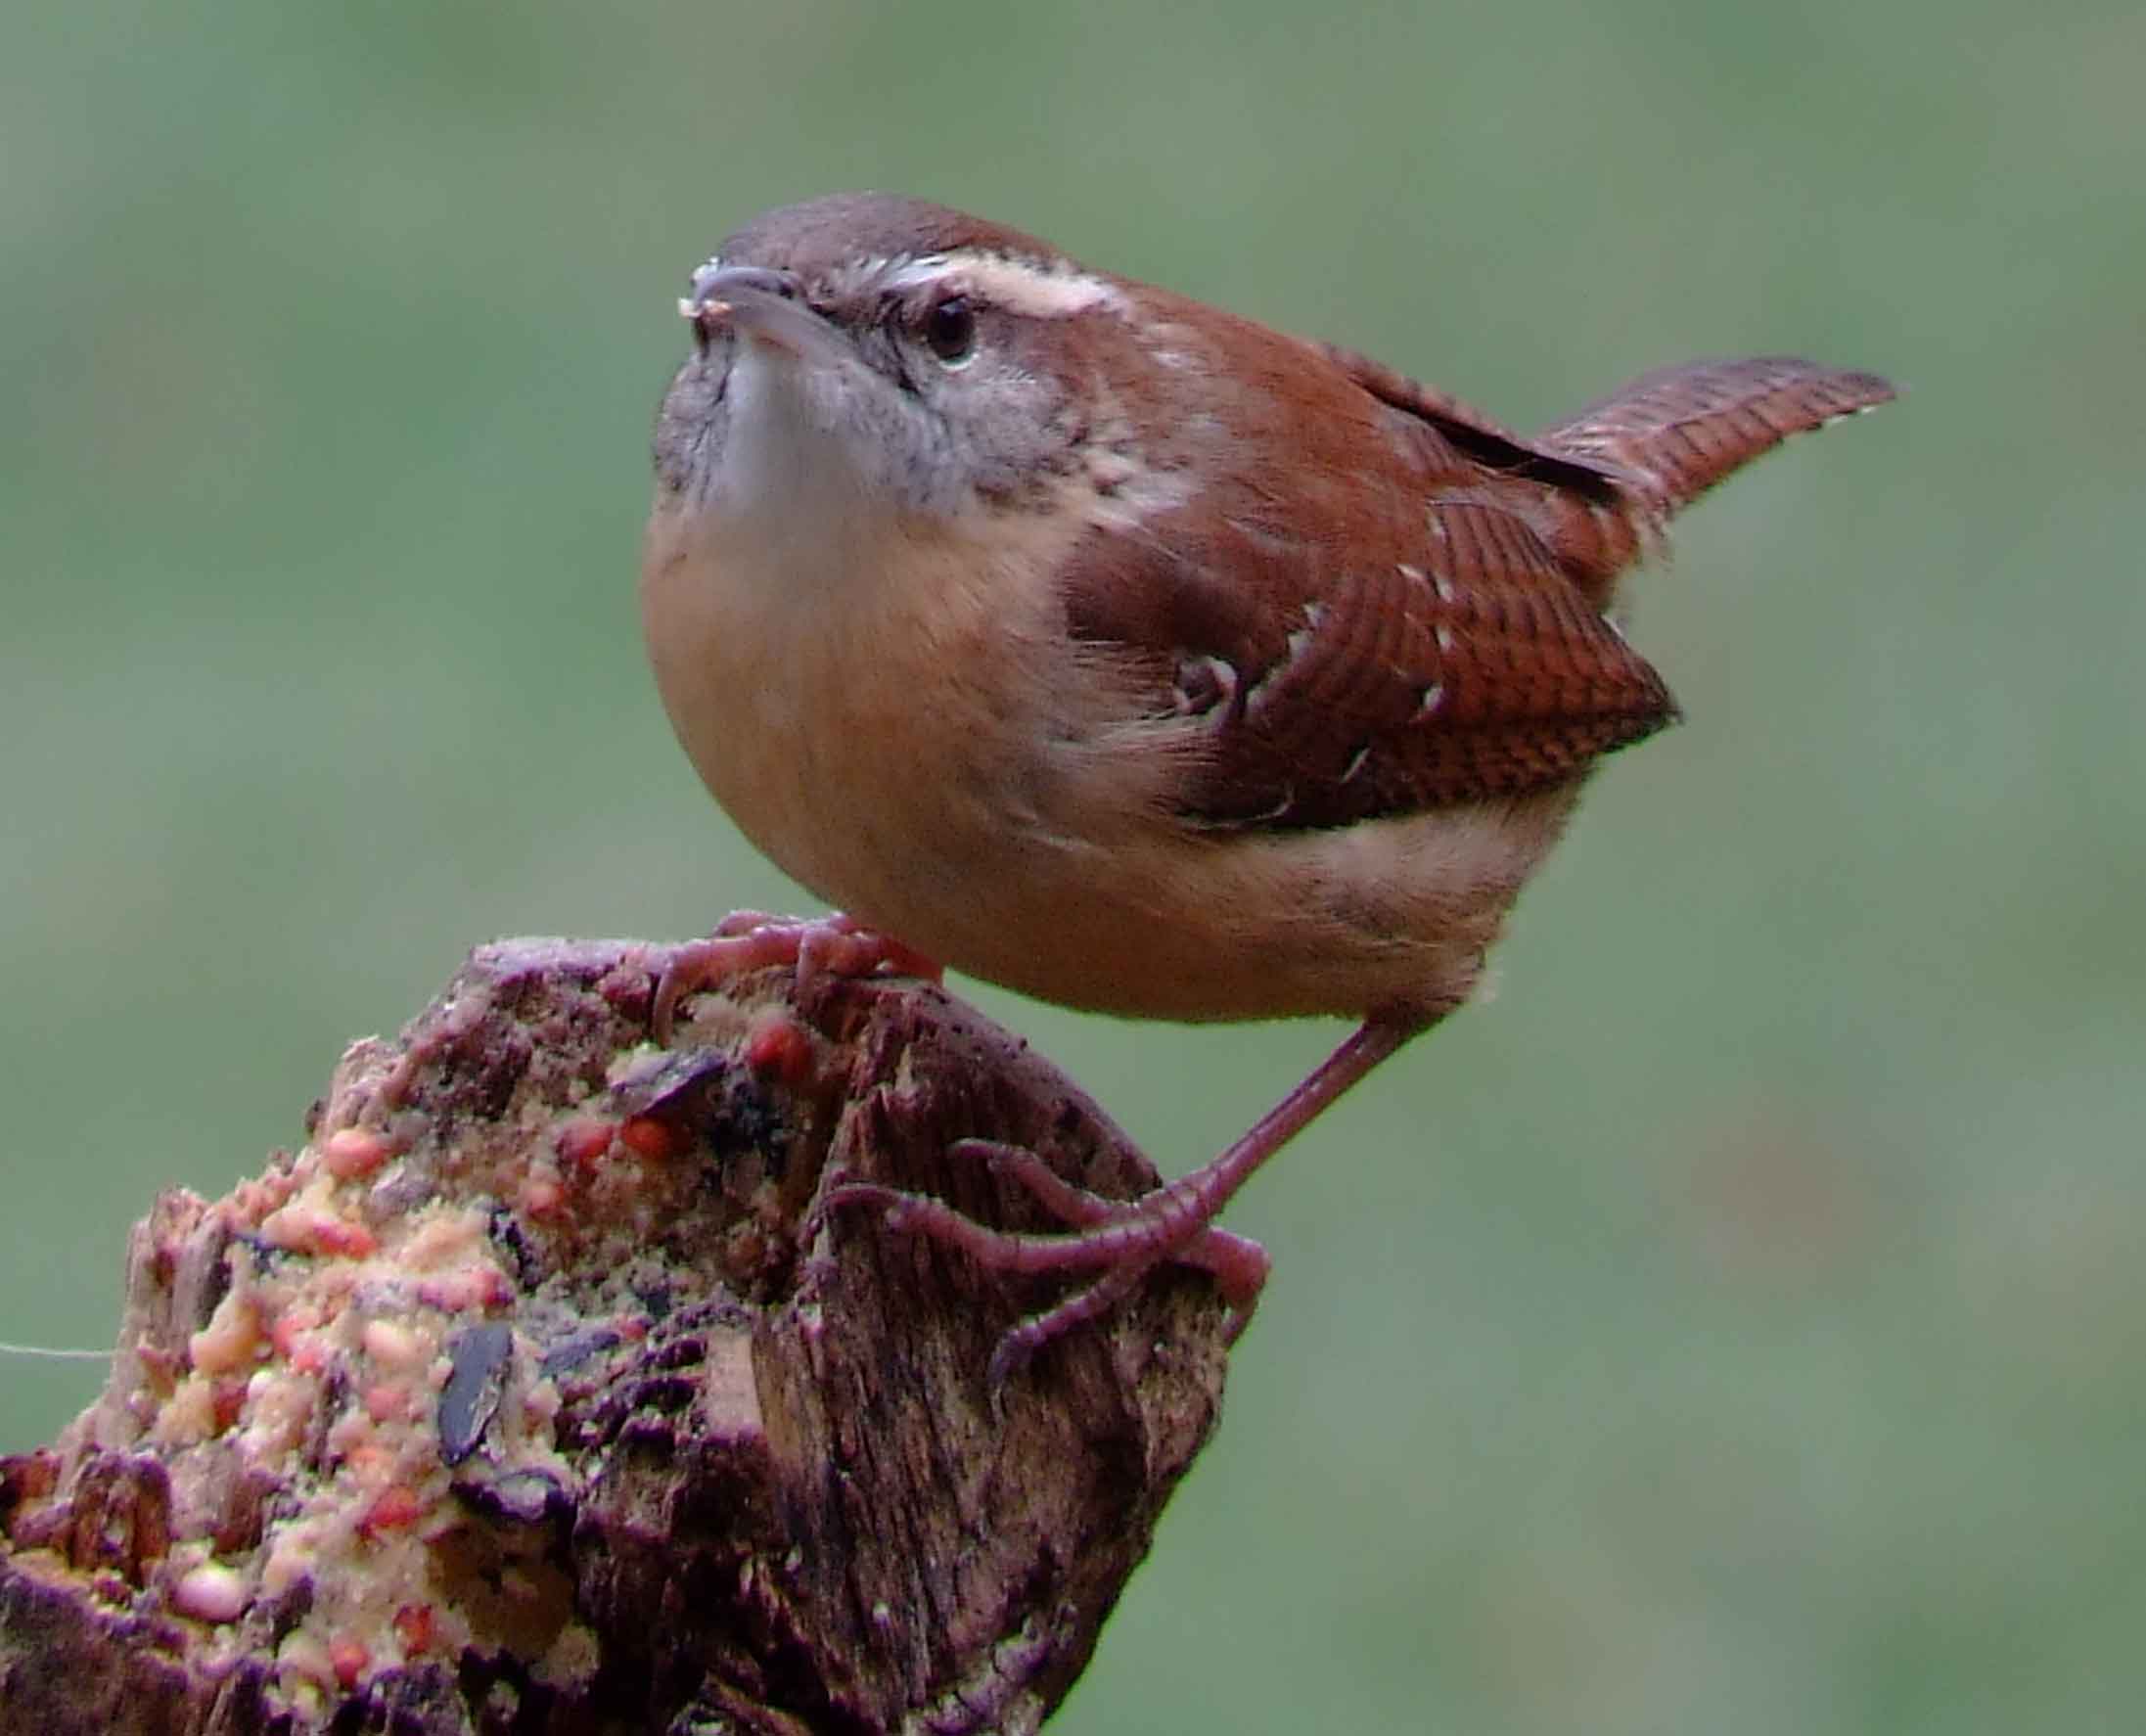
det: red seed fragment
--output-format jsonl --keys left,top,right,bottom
{"left": 417, "top": 1264, "right": 511, "bottom": 1313}
{"left": 211, "top": 1378, "right": 249, "bottom": 1434}
{"left": 518, "top": 1173, "right": 566, "bottom": 1219}
{"left": 393, "top": 1601, "right": 437, "bottom": 1655}
{"left": 270, "top": 1302, "right": 324, "bottom": 1362}
{"left": 311, "top": 1218, "right": 379, "bottom": 1259}
{"left": 329, "top": 1636, "right": 369, "bottom": 1689}
{"left": 322, "top": 1127, "right": 391, "bottom": 1180}
{"left": 359, "top": 1485, "right": 424, "bottom": 1537}
{"left": 744, "top": 1009, "right": 814, "bottom": 1084}
{"left": 555, "top": 1117, "right": 615, "bottom": 1170}
{"left": 618, "top": 1117, "right": 677, "bottom": 1161}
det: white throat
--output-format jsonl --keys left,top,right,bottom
{"left": 703, "top": 341, "right": 891, "bottom": 585}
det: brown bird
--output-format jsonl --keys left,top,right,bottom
{"left": 639, "top": 192, "right": 1893, "bottom": 1378}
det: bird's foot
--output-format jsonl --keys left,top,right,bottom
{"left": 825, "top": 1015, "right": 1429, "bottom": 1381}
{"left": 828, "top": 1139, "right": 1271, "bottom": 1384}
{"left": 649, "top": 911, "right": 942, "bottom": 1041}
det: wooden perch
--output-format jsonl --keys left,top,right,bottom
{"left": 0, "top": 938, "right": 1235, "bottom": 1733}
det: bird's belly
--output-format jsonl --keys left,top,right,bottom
{"left": 644, "top": 511, "right": 1570, "bottom": 1025}
{"left": 916, "top": 792, "right": 1573, "bottom": 1022}
{"left": 698, "top": 706, "right": 1557, "bottom": 1023}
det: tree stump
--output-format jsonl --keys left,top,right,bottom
{"left": 0, "top": 938, "right": 1235, "bottom": 1734}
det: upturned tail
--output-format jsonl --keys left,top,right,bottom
{"left": 1527, "top": 356, "right": 1895, "bottom": 603}
{"left": 1544, "top": 356, "right": 1895, "bottom": 516}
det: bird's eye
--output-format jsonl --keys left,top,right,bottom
{"left": 923, "top": 295, "right": 978, "bottom": 366}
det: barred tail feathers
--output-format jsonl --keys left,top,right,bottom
{"left": 1538, "top": 356, "right": 1895, "bottom": 519}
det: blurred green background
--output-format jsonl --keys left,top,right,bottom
{"left": 4, "top": 1, "right": 2139, "bottom": 1730}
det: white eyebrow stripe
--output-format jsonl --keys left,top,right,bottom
{"left": 882, "top": 251, "right": 1127, "bottom": 318}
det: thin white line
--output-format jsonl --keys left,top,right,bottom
{"left": 0, "top": 1341, "right": 112, "bottom": 1360}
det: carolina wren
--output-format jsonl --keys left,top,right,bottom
{"left": 640, "top": 192, "right": 1892, "bottom": 1376}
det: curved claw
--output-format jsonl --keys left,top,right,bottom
{"left": 647, "top": 913, "right": 943, "bottom": 1043}
{"left": 987, "top": 1255, "right": 1165, "bottom": 1386}
{"left": 821, "top": 1179, "right": 929, "bottom": 1232}
{"left": 986, "top": 1328, "right": 1040, "bottom": 1389}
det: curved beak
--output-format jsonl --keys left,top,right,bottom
{"left": 678, "top": 264, "right": 848, "bottom": 367}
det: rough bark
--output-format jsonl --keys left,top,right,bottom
{"left": 0, "top": 939, "right": 1233, "bottom": 1734}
